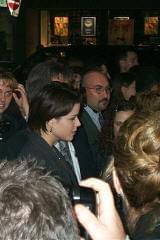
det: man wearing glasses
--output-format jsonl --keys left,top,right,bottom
{"left": 73, "top": 66, "right": 111, "bottom": 179}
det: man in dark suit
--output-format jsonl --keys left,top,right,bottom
{"left": 73, "top": 66, "right": 111, "bottom": 178}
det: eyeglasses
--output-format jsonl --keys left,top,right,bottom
{"left": 85, "top": 86, "right": 112, "bottom": 94}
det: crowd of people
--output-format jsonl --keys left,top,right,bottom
{"left": 0, "top": 45, "right": 160, "bottom": 239}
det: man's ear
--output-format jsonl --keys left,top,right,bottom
{"left": 112, "top": 168, "right": 123, "bottom": 195}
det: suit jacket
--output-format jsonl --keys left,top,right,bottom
{"left": 5, "top": 130, "right": 78, "bottom": 189}
{"left": 73, "top": 108, "right": 102, "bottom": 178}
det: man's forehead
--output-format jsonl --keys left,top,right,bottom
{"left": 84, "top": 71, "right": 109, "bottom": 85}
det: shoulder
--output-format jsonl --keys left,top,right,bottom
{"left": 132, "top": 205, "right": 160, "bottom": 240}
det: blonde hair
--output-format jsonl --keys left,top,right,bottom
{"left": 136, "top": 90, "right": 160, "bottom": 113}
{"left": 0, "top": 72, "right": 18, "bottom": 90}
{"left": 113, "top": 111, "right": 160, "bottom": 230}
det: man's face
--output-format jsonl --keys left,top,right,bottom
{"left": 120, "top": 51, "right": 139, "bottom": 73}
{"left": 0, "top": 81, "right": 13, "bottom": 113}
{"left": 125, "top": 51, "right": 139, "bottom": 72}
{"left": 121, "top": 81, "right": 136, "bottom": 101}
{"left": 83, "top": 72, "right": 111, "bottom": 112}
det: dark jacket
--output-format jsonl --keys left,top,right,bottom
{"left": 0, "top": 108, "right": 27, "bottom": 142}
{"left": 73, "top": 108, "right": 103, "bottom": 178}
{"left": 131, "top": 204, "right": 160, "bottom": 240}
{"left": 1, "top": 129, "right": 78, "bottom": 189}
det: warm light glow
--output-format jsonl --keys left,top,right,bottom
{"left": 114, "top": 17, "right": 130, "bottom": 20}
{"left": 144, "top": 16, "right": 158, "bottom": 35}
{"left": 54, "top": 17, "right": 69, "bottom": 37}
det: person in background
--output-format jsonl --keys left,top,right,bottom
{"left": 98, "top": 99, "right": 135, "bottom": 173}
{"left": 132, "top": 65, "right": 160, "bottom": 93}
{"left": 104, "top": 72, "right": 136, "bottom": 121}
{"left": 3, "top": 82, "right": 81, "bottom": 187}
{"left": 0, "top": 71, "right": 28, "bottom": 142}
{"left": 0, "top": 159, "right": 79, "bottom": 240}
{"left": 113, "top": 46, "right": 139, "bottom": 76}
{"left": 73, "top": 66, "right": 111, "bottom": 178}
{"left": 25, "top": 58, "right": 74, "bottom": 101}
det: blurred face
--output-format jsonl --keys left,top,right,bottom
{"left": 0, "top": 80, "right": 13, "bottom": 113}
{"left": 121, "top": 81, "right": 136, "bottom": 100}
{"left": 114, "top": 110, "right": 134, "bottom": 138}
{"left": 52, "top": 103, "right": 81, "bottom": 142}
{"left": 125, "top": 51, "right": 139, "bottom": 72}
{"left": 84, "top": 72, "right": 111, "bottom": 112}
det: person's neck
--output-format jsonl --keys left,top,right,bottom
{"left": 85, "top": 105, "right": 100, "bottom": 113}
{"left": 40, "top": 130, "right": 57, "bottom": 146}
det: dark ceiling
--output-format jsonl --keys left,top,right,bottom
{"left": 26, "top": 0, "right": 159, "bottom": 10}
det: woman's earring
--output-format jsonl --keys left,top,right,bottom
{"left": 49, "top": 127, "right": 54, "bottom": 134}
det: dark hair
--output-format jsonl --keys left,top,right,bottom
{"left": 0, "top": 159, "right": 79, "bottom": 240}
{"left": 116, "top": 46, "right": 138, "bottom": 62}
{"left": 109, "top": 72, "right": 136, "bottom": 107}
{"left": 28, "top": 82, "right": 80, "bottom": 133}
{"left": 26, "top": 59, "right": 73, "bottom": 101}
{"left": 135, "top": 65, "right": 160, "bottom": 93}
{"left": 99, "top": 99, "right": 135, "bottom": 156}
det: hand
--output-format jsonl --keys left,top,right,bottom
{"left": 74, "top": 178, "right": 126, "bottom": 240}
{"left": 13, "top": 84, "right": 29, "bottom": 119}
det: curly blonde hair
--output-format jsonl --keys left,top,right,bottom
{"left": 114, "top": 111, "right": 160, "bottom": 211}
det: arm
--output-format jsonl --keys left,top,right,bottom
{"left": 74, "top": 178, "right": 126, "bottom": 240}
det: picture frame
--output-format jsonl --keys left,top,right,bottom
{"left": 144, "top": 16, "right": 158, "bottom": 35}
{"left": 108, "top": 19, "right": 134, "bottom": 45}
{"left": 81, "top": 17, "right": 96, "bottom": 36}
{"left": 54, "top": 17, "right": 69, "bottom": 37}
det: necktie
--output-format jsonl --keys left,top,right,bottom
{"left": 99, "top": 113, "right": 104, "bottom": 128}
{"left": 58, "top": 140, "right": 74, "bottom": 169}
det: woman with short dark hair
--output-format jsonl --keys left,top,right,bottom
{"left": 18, "top": 82, "right": 81, "bottom": 189}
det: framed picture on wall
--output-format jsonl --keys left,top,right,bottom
{"left": 81, "top": 17, "right": 96, "bottom": 36}
{"left": 54, "top": 17, "right": 69, "bottom": 37}
{"left": 108, "top": 19, "right": 134, "bottom": 45}
{"left": 144, "top": 16, "right": 158, "bottom": 35}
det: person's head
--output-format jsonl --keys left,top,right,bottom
{"left": 113, "top": 111, "right": 160, "bottom": 229}
{"left": 112, "top": 72, "right": 136, "bottom": 101}
{"left": 26, "top": 58, "right": 73, "bottom": 101}
{"left": 0, "top": 71, "right": 18, "bottom": 113}
{"left": 99, "top": 99, "right": 135, "bottom": 156}
{"left": 113, "top": 100, "right": 135, "bottom": 138}
{"left": 82, "top": 66, "right": 111, "bottom": 112}
{"left": 28, "top": 82, "right": 81, "bottom": 144}
{"left": 136, "top": 90, "right": 160, "bottom": 113}
{"left": 116, "top": 46, "right": 139, "bottom": 73}
{"left": 0, "top": 159, "right": 79, "bottom": 240}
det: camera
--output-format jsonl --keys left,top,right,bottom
{"left": 68, "top": 185, "right": 96, "bottom": 240}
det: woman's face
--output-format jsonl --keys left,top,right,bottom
{"left": 121, "top": 81, "right": 136, "bottom": 100}
{"left": 52, "top": 103, "right": 81, "bottom": 142}
{"left": 114, "top": 110, "right": 134, "bottom": 139}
